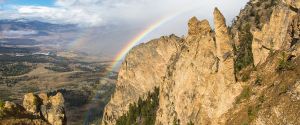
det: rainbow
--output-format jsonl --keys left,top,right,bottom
{"left": 70, "top": 13, "right": 177, "bottom": 70}
{"left": 70, "top": 8, "right": 193, "bottom": 71}
{"left": 69, "top": 29, "right": 95, "bottom": 51}
{"left": 83, "top": 13, "right": 184, "bottom": 123}
{"left": 83, "top": 8, "right": 196, "bottom": 123}
{"left": 110, "top": 12, "right": 186, "bottom": 70}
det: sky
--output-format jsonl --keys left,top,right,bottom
{"left": 2, "top": 0, "right": 54, "bottom": 6}
{"left": 0, "top": 0, "right": 249, "bottom": 60}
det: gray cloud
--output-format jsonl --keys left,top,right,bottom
{"left": 2, "top": 30, "right": 38, "bottom": 36}
{"left": 0, "top": 0, "right": 249, "bottom": 59}
{"left": 1, "top": 0, "right": 249, "bottom": 27}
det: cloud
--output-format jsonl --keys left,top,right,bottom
{"left": 0, "top": 0, "right": 249, "bottom": 59}
{"left": 16, "top": 6, "right": 104, "bottom": 26}
{"left": 2, "top": 30, "right": 38, "bottom": 37}
{"left": 1, "top": 0, "right": 248, "bottom": 27}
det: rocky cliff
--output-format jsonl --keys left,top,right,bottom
{"left": 0, "top": 92, "right": 66, "bottom": 125}
{"left": 102, "top": 35, "right": 182, "bottom": 125}
{"left": 103, "top": 0, "right": 300, "bottom": 124}
{"left": 252, "top": 0, "right": 299, "bottom": 66}
{"left": 156, "top": 9, "right": 241, "bottom": 125}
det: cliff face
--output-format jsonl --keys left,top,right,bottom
{"left": 103, "top": 0, "right": 300, "bottom": 124}
{"left": 252, "top": 2, "right": 299, "bottom": 65}
{"left": 102, "top": 35, "right": 182, "bottom": 125}
{"left": 227, "top": 1, "right": 300, "bottom": 124}
{"left": 156, "top": 9, "right": 242, "bottom": 125}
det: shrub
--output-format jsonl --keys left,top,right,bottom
{"left": 247, "top": 104, "right": 261, "bottom": 121}
{"left": 271, "top": 0, "right": 279, "bottom": 7}
{"left": 241, "top": 72, "right": 251, "bottom": 82}
{"left": 256, "top": 2, "right": 261, "bottom": 7}
{"left": 255, "top": 14, "right": 260, "bottom": 25}
{"left": 173, "top": 117, "right": 180, "bottom": 125}
{"left": 45, "top": 66, "right": 72, "bottom": 72}
{"left": 242, "top": 122, "right": 249, "bottom": 125}
{"left": 0, "top": 63, "right": 32, "bottom": 76}
{"left": 278, "top": 84, "right": 290, "bottom": 95}
{"left": 235, "top": 23, "right": 254, "bottom": 72}
{"left": 236, "top": 86, "right": 252, "bottom": 103}
{"left": 254, "top": 76, "right": 262, "bottom": 86}
{"left": 276, "top": 52, "right": 294, "bottom": 72}
{"left": 258, "top": 95, "right": 265, "bottom": 103}
{"left": 0, "top": 100, "right": 4, "bottom": 109}
{"left": 187, "top": 120, "right": 194, "bottom": 125}
{"left": 0, "top": 99, "right": 5, "bottom": 118}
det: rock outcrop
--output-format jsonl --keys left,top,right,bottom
{"left": 213, "top": 8, "right": 236, "bottom": 82}
{"left": 188, "top": 17, "right": 211, "bottom": 36}
{"left": 102, "top": 35, "right": 182, "bottom": 125}
{"left": 23, "top": 93, "right": 40, "bottom": 114}
{"left": 156, "top": 8, "right": 241, "bottom": 125}
{"left": 0, "top": 92, "right": 66, "bottom": 125}
{"left": 283, "top": 0, "right": 300, "bottom": 9}
{"left": 41, "top": 92, "right": 66, "bottom": 125}
{"left": 252, "top": 3, "right": 299, "bottom": 65}
{"left": 102, "top": 0, "right": 300, "bottom": 124}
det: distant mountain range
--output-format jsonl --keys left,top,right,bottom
{"left": 0, "top": 19, "right": 79, "bottom": 33}
{"left": 0, "top": 19, "right": 82, "bottom": 48}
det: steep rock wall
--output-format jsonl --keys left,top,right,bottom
{"left": 102, "top": 0, "right": 300, "bottom": 124}
{"left": 102, "top": 35, "right": 182, "bottom": 125}
{"left": 156, "top": 8, "right": 242, "bottom": 125}
{"left": 252, "top": 3, "right": 299, "bottom": 65}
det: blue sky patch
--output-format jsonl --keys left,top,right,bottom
{"left": 3, "top": 0, "right": 54, "bottom": 6}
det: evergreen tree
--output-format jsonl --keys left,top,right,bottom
{"left": 116, "top": 87, "right": 160, "bottom": 125}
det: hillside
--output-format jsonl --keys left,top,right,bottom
{"left": 102, "top": 0, "right": 300, "bottom": 124}
{"left": 0, "top": 39, "right": 117, "bottom": 124}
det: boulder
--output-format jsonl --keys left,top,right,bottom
{"left": 23, "top": 93, "right": 40, "bottom": 114}
{"left": 50, "top": 92, "right": 64, "bottom": 107}
{"left": 41, "top": 92, "right": 66, "bottom": 125}
{"left": 46, "top": 106, "right": 66, "bottom": 125}
{"left": 38, "top": 92, "right": 49, "bottom": 105}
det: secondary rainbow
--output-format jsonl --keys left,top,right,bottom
{"left": 69, "top": 29, "right": 95, "bottom": 50}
